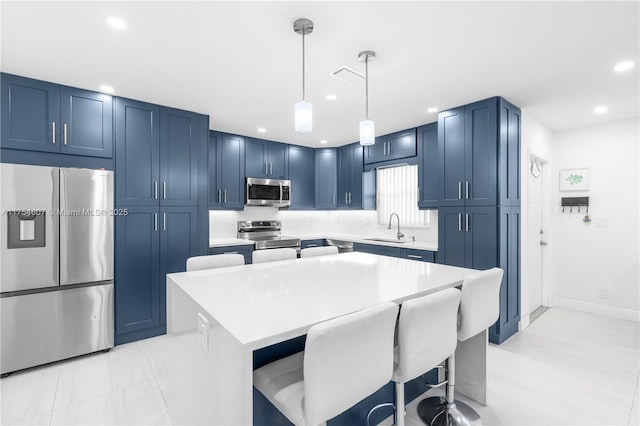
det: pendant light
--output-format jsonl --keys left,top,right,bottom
{"left": 358, "top": 50, "right": 376, "bottom": 146}
{"left": 294, "top": 18, "right": 313, "bottom": 133}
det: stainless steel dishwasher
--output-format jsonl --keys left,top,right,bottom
{"left": 326, "top": 239, "right": 354, "bottom": 253}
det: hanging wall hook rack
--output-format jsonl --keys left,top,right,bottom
{"left": 561, "top": 197, "right": 589, "bottom": 213}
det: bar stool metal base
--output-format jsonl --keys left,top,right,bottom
{"left": 417, "top": 397, "right": 482, "bottom": 426}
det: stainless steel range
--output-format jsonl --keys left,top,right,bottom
{"left": 237, "top": 220, "right": 301, "bottom": 251}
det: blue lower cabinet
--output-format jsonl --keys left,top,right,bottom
{"left": 209, "top": 244, "right": 253, "bottom": 264}
{"left": 115, "top": 206, "right": 201, "bottom": 345}
{"left": 490, "top": 206, "right": 520, "bottom": 344}
{"left": 400, "top": 248, "right": 435, "bottom": 263}
{"left": 300, "top": 239, "right": 325, "bottom": 249}
{"left": 353, "top": 243, "right": 401, "bottom": 258}
{"left": 114, "top": 206, "right": 163, "bottom": 345}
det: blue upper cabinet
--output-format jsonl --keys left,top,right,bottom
{"left": 245, "top": 137, "right": 289, "bottom": 179}
{"left": 364, "top": 129, "right": 417, "bottom": 165}
{"left": 439, "top": 98, "right": 503, "bottom": 207}
{"left": 314, "top": 148, "right": 337, "bottom": 209}
{"left": 1, "top": 73, "right": 113, "bottom": 158}
{"left": 337, "top": 143, "right": 372, "bottom": 209}
{"left": 499, "top": 98, "right": 521, "bottom": 206}
{"left": 288, "top": 145, "right": 315, "bottom": 210}
{"left": 210, "top": 132, "right": 245, "bottom": 210}
{"left": 417, "top": 122, "right": 439, "bottom": 209}
{"left": 115, "top": 98, "right": 160, "bottom": 206}
{"left": 59, "top": 86, "right": 113, "bottom": 158}
{"left": 438, "top": 107, "right": 466, "bottom": 207}
{"left": 159, "top": 107, "right": 201, "bottom": 206}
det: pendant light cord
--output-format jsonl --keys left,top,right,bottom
{"left": 365, "top": 56, "right": 369, "bottom": 120}
{"left": 302, "top": 30, "right": 306, "bottom": 101}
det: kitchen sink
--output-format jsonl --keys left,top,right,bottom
{"left": 364, "top": 238, "right": 411, "bottom": 244}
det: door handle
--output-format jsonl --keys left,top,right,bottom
{"left": 52, "top": 122, "right": 56, "bottom": 144}
{"left": 224, "top": 189, "right": 227, "bottom": 203}
{"left": 407, "top": 254, "right": 423, "bottom": 259}
{"left": 540, "top": 241, "right": 548, "bottom": 246}
{"left": 458, "top": 213, "right": 462, "bottom": 232}
{"left": 333, "top": 193, "right": 336, "bottom": 205}
{"left": 163, "top": 182, "right": 167, "bottom": 199}
{"left": 218, "top": 189, "right": 222, "bottom": 203}
{"left": 279, "top": 183, "right": 283, "bottom": 204}
{"left": 465, "top": 213, "right": 469, "bottom": 232}
{"left": 345, "top": 192, "right": 348, "bottom": 204}
{"left": 265, "top": 162, "right": 268, "bottom": 174}
{"left": 458, "top": 182, "right": 462, "bottom": 200}
{"left": 270, "top": 162, "right": 273, "bottom": 175}
{"left": 465, "top": 181, "right": 469, "bottom": 200}
{"left": 224, "top": 251, "right": 239, "bottom": 254}
{"left": 63, "top": 124, "right": 68, "bottom": 145}
{"left": 154, "top": 181, "right": 158, "bottom": 200}
{"left": 154, "top": 213, "right": 158, "bottom": 231}
{"left": 163, "top": 213, "right": 166, "bottom": 231}
{"left": 306, "top": 244, "right": 319, "bottom": 248}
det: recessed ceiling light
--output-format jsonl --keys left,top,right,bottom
{"left": 594, "top": 106, "right": 608, "bottom": 114}
{"left": 99, "top": 85, "right": 114, "bottom": 94}
{"left": 326, "top": 94, "right": 337, "bottom": 101}
{"left": 257, "top": 128, "right": 266, "bottom": 133}
{"left": 320, "top": 140, "right": 327, "bottom": 145}
{"left": 106, "top": 16, "right": 127, "bottom": 30}
{"left": 614, "top": 61, "right": 634, "bottom": 72}
{"left": 427, "top": 107, "right": 438, "bottom": 113}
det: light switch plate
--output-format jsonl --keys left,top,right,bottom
{"left": 197, "top": 313, "right": 209, "bottom": 351}
{"left": 595, "top": 217, "right": 609, "bottom": 227}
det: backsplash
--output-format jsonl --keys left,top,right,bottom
{"left": 209, "top": 207, "right": 438, "bottom": 243}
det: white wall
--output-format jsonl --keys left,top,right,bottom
{"left": 210, "top": 208, "right": 438, "bottom": 243}
{"left": 549, "top": 118, "right": 639, "bottom": 320}
{"left": 520, "top": 110, "right": 554, "bottom": 328}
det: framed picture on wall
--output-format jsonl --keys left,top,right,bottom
{"left": 559, "top": 168, "right": 589, "bottom": 191}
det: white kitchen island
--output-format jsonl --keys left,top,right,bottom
{"left": 165, "top": 252, "right": 487, "bottom": 425}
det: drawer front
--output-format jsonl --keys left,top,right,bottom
{"left": 401, "top": 248, "right": 435, "bottom": 263}
{"left": 209, "top": 245, "right": 253, "bottom": 264}
{"left": 353, "top": 243, "right": 401, "bottom": 258}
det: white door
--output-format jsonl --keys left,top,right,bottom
{"left": 528, "top": 158, "right": 545, "bottom": 312}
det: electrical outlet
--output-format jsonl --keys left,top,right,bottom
{"left": 597, "top": 288, "right": 608, "bottom": 299}
{"left": 197, "top": 313, "right": 209, "bottom": 350}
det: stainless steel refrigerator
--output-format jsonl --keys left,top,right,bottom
{"left": 0, "top": 164, "right": 114, "bottom": 376}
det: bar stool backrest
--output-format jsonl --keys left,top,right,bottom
{"left": 458, "top": 268, "right": 504, "bottom": 342}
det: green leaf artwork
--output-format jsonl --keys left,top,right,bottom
{"left": 566, "top": 174, "right": 584, "bottom": 185}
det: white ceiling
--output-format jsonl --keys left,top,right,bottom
{"left": 1, "top": 1, "right": 638, "bottom": 148}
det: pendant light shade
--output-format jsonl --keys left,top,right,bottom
{"left": 295, "top": 100, "right": 313, "bottom": 133}
{"left": 294, "top": 18, "right": 313, "bottom": 133}
{"left": 359, "top": 119, "right": 375, "bottom": 146}
{"left": 358, "top": 50, "right": 376, "bottom": 146}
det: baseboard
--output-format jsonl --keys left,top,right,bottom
{"left": 519, "top": 313, "right": 530, "bottom": 330}
{"left": 551, "top": 297, "right": 640, "bottom": 322}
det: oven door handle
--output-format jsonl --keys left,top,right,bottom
{"left": 279, "top": 182, "right": 283, "bottom": 204}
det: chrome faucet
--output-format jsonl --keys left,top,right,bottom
{"left": 387, "top": 212, "right": 404, "bottom": 240}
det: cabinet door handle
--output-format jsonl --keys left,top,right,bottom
{"left": 270, "top": 162, "right": 273, "bottom": 175}
{"left": 307, "top": 244, "right": 319, "bottom": 248}
{"left": 223, "top": 251, "right": 238, "bottom": 254}
{"left": 154, "top": 213, "right": 158, "bottom": 231}
{"left": 458, "top": 182, "right": 462, "bottom": 200}
{"left": 349, "top": 192, "right": 352, "bottom": 204}
{"left": 224, "top": 189, "right": 227, "bottom": 203}
{"left": 345, "top": 192, "right": 348, "bottom": 204}
{"left": 465, "top": 181, "right": 469, "bottom": 200}
{"left": 387, "top": 142, "right": 391, "bottom": 155}
{"left": 465, "top": 213, "right": 469, "bottom": 232}
{"left": 63, "top": 124, "right": 68, "bottom": 145}
{"left": 333, "top": 193, "right": 336, "bottom": 205}
{"left": 458, "top": 213, "right": 462, "bottom": 232}
{"left": 52, "top": 122, "right": 56, "bottom": 144}
{"left": 265, "top": 162, "right": 268, "bottom": 174}
{"left": 218, "top": 189, "right": 222, "bottom": 203}
{"left": 407, "top": 254, "right": 423, "bottom": 259}
{"left": 163, "top": 182, "right": 167, "bottom": 199}
{"left": 163, "top": 212, "right": 167, "bottom": 231}
{"left": 154, "top": 181, "right": 159, "bottom": 200}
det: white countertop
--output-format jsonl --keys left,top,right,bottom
{"left": 167, "top": 252, "right": 473, "bottom": 349}
{"left": 209, "top": 233, "right": 437, "bottom": 251}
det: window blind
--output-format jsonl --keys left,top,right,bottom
{"left": 376, "top": 165, "right": 428, "bottom": 226}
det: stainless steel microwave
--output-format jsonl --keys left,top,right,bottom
{"left": 246, "top": 177, "right": 291, "bottom": 207}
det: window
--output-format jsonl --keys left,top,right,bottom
{"left": 376, "top": 165, "right": 430, "bottom": 226}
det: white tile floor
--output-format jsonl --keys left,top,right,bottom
{"left": 1, "top": 307, "right": 638, "bottom": 425}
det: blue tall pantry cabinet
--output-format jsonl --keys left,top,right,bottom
{"left": 437, "top": 97, "right": 521, "bottom": 344}
{"left": 114, "top": 98, "right": 208, "bottom": 344}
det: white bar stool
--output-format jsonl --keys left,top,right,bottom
{"left": 417, "top": 267, "right": 504, "bottom": 426}
{"left": 253, "top": 302, "right": 399, "bottom": 426}
{"left": 185, "top": 253, "right": 244, "bottom": 271}
{"left": 252, "top": 247, "right": 297, "bottom": 264}
{"left": 300, "top": 245, "right": 339, "bottom": 258}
